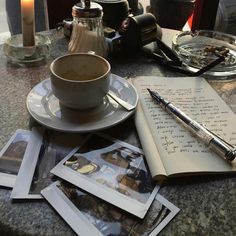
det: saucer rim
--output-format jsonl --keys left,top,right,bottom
{"left": 26, "top": 74, "right": 138, "bottom": 133}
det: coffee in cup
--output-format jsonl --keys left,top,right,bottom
{"left": 50, "top": 53, "right": 111, "bottom": 110}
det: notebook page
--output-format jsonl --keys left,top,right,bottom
{"left": 133, "top": 76, "right": 236, "bottom": 176}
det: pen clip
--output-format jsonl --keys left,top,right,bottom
{"left": 202, "top": 124, "right": 235, "bottom": 148}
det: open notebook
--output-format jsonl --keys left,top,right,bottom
{"left": 132, "top": 76, "right": 236, "bottom": 181}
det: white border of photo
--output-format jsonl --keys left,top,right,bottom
{"left": 41, "top": 181, "right": 180, "bottom": 236}
{"left": 10, "top": 127, "right": 43, "bottom": 199}
{"left": 10, "top": 127, "right": 85, "bottom": 199}
{"left": 0, "top": 129, "right": 31, "bottom": 188}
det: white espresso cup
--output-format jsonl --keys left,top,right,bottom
{"left": 50, "top": 53, "right": 111, "bottom": 109}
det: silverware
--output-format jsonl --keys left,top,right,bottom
{"left": 107, "top": 91, "right": 136, "bottom": 111}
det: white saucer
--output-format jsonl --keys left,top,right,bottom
{"left": 26, "top": 74, "right": 138, "bottom": 132}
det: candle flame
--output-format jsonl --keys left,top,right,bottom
{"left": 21, "top": 0, "right": 34, "bottom": 7}
{"left": 21, "top": 0, "right": 34, "bottom": 3}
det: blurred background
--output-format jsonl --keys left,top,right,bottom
{"left": 0, "top": 0, "right": 8, "bottom": 33}
{"left": 0, "top": 0, "right": 236, "bottom": 38}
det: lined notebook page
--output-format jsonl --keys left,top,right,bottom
{"left": 133, "top": 76, "right": 236, "bottom": 177}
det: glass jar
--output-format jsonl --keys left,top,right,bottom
{"left": 68, "top": 1, "right": 107, "bottom": 57}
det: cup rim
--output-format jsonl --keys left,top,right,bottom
{"left": 50, "top": 53, "right": 111, "bottom": 83}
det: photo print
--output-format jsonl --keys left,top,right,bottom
{"left": 0, "top": 129, "right": 31, "bottom": 188}
{"left": 42, "top": 181, "right": 180, "bottom": 236}
{"left": 11, "top": 127, "right": 85, "bottom": 199}
{"left": 50, "top": 133, "right": 160, "bottom": 218}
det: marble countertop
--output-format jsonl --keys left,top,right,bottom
{"left": 0, "top": 29, "right": 236, "bottom": 236}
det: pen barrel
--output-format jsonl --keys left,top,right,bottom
{"left": 166, "top": 103, "right": 193, "bottom": 125}
{"left": 210, "top": 139, "right": 236, "bottom": 161}
{"left": 166, "top": 103, "right": 236, "bottom": 161}
{"left": 190, "top": 123, "right": 235, "bottom": 161}
{"left": 190, "top": 123, "right": 213, "bottom": 143}
{"left": 167, "top": 104, "right": 215, "bottom": 142}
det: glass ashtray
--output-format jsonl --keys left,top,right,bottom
{"left": 172, "top": 30, "right": 236, "bottom": 79}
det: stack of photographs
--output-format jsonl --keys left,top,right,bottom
{"left": 0, "top": 127, "right": 180, "bottom": 235}
{"left": 10, "top": 128, "right": 85, "bottom": 199}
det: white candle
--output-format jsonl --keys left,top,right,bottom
{"left": 21, "top": 0, "right": 35, "bottom": 46}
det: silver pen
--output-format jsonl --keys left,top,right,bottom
{"left": 147, "top": 89, "right": 236, "bottom": 162}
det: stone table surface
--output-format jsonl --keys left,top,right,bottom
{"left": 0, "top": 29, "right": 236, "bottom": 236}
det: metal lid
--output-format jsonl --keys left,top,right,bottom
{"left": 72, "top": 1, "right": 103, "bottom": 18}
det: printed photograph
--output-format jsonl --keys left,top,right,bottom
{"left": 0, "top": 130, "right": 30, "bottom": 175}
{"left": 42, "top": 180, "right": 179, "bottom": 236}
{"left": 11, "top": 127, "right": 86, "bottom": 199}
{"left": 29, "top": 130, "right": 85, "bottom": 195}
{"left": 63, "top": 133, "right": 155, "bottom": 204}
